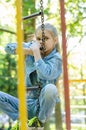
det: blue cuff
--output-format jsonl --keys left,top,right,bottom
{"left": 5, "top": 43, "right": 17, "bottom": 54}
{"left": 35, "top": 59, "right": 43, "bottom": 67}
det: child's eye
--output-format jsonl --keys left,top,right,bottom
{"left": 45, "top": 37, "right": 49, "bottom": 41}
{"left": 36, "top": 37, "right": 49, "bottom": 41}
{"left": 36, "top": 37, "right": 41, "bottom": 41}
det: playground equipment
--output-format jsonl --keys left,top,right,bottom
{"left": 59, "top": 0, "right": 71, "bottom": 130}
{"left": 16, "top": 0, "right": 27, "bottom": 130}
{"left": 16, "top": 0, "right": 45, "bottom": 130}
{"left": 16, "top": 0, "right": 71, "bottom": 130}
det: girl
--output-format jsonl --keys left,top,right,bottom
{"left": 0, "top": 23, "right": 62, "bottom": 128}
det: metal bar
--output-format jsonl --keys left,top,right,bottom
{"left": 23, "top": 12, "right": 41, "bottom": 20}
{"left": 59, "top": 0, "right": 71, "bottom": 130}
{"left": 71, "top": 105, "right": 86, "bottom": 109}
{"left": 26, "top": 87, "right": 39, "bottom": 91}
{"left": 69, "top": 79, "right": 86, "bottom": 82}
{"left": 0, "top": 28, "right": 16, "bottom": 34}
{"left": 16, "top": 0, "right": 28, "bottom": 130}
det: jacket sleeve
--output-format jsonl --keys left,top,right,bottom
{"left": 35, "top": 54, "right": 62, "bottom": 80}
{"left": 5, "top": 42, "right": 32, "bottom": 54}
{"left": 5, "top": 43, "right": 17, "bottom": 54}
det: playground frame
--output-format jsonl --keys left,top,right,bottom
{"left": 14, "top": 0, "right": 74, "bottom": 130}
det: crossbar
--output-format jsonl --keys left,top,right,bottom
{"left": 23, "top": 12, "right": 41, "bottom": 20}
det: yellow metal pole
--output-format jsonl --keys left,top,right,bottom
{"left": 69, "top": 79, "right": 86, "bottom": 82}
{"left": 16, "top": 0, "right": 28, "bottom": 130}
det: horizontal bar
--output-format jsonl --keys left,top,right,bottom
{"left": 69, "top": 79, "right": 86, "bottom": 82}
{"left": 71, "top": 114, "right": 86, "bottom": 118}
{"left": 71, "top": 124, "right": 86, "bottom": 127}
{"left": 23, "top": 12, "right": 41, "bottom": 20}
{"left": 26, "top": 86, "right": 39, "bottom": 91}
{"left": 0, "top": 28, "right": 16, "bottom": 34}
{"left": 73, "top": 96, "right": 86, "bottom": 99}
{"left": 71, "top": 105, "right": 86, "bottom": 109}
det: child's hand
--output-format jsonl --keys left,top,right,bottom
{"left": 30, "top": 41, "right": 40, "bottom": 52}
{"left": 29, "top": 41, "right": 41, "bottom": 61}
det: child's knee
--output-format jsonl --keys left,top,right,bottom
{"left": 44, "top": 84, "right": 58, "bottom": 98}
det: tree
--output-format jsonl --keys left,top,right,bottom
{"left": 23, "top": 0, "right": 36, "bottom": 41}
{"left": 0, "top": 53, "right": 17, "bottom": 96}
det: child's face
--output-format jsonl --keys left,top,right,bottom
{"left": 36, "top": 30, "right": 58, "bottom": 55}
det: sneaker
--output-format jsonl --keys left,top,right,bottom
{"left": 11, "top": 117, "right": 43, "bottom": 130}
{"left": 11, "top": 121, "right": 19, "bottom": 130}
{"left": 28, "top": 117, "right": 44, "bottom": 127}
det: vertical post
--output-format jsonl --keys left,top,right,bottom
{"left": 16, "top": 0, "right": 28, "bottom": 130}
{"left": 59, "top": 0, "right": 71, "bottom": 130}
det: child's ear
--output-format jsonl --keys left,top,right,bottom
{"left": 54, "top": 37, "right": 58, "bottom": 45}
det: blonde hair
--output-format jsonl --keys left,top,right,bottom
{"left": 36, "top": 23, "right": 60, "bottom": 52}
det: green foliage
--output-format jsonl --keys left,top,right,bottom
{"left": 65, "top": 0, "right": 86, "bottom": 38}
{"left": 0, "top": 2, "right": 86, "bottom": 127}
{"left": 0, "top": 0, "right": 37, "bottom": 96}
{"left": 23, "top": 0, "right": 36, "bottom": 41}
{"left": 0, "top": 54, "right": 17, "bottom": 96}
